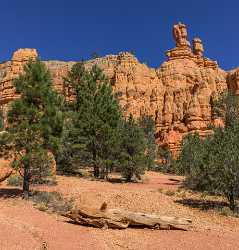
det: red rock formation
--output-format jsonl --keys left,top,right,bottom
{"left": 0, "top": 49, "right": 38, "bottom": 104}
{"left": 0, "top": 23, "right": 234, "bottom": 157}
{"left": 0, "top": 159, "right": 13, "bottom": 182}
{"left": 227, "top": 68, "right": 239, "bottom": 95}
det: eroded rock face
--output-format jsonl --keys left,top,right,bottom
{"left": 0, "top": 49, "right": 38, "bottom": 104}
{"left": 0, "top": 24, "right": 235, "bottom": 156}
{"left": 0, "top": 159, "right": 13, "bottom": 182}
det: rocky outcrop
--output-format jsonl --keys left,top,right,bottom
{"left": 0, "top": 23, "right": 235, "bottom": 156}
{"left": 0, "top": 159, "right": 13, "bottom": 182}
{"left": 0, "top": 49, "right": 38, "bottom": 105}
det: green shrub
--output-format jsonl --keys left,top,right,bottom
{"left": 32, "top": 177, "right": 57, "bottom": 186}
{"left": 164, "top": 190, "right": 175, "bottom": 196}
{"left": 32, "top": 191, "right": 74, "bottom": 214}
{"left": 176, "top": 91, "right": 239, "bottom": 211}
{"left": 7, "top": 175, "right": 22, "bottom": 186}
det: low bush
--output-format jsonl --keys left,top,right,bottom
{"left": 32, "top": 177, "right": 57, "bottom": 186}
{"left": 7, "top": 175, "right": 22, "bottom": 186}
{"left": 32, "top": 191, "right": 74, "bottom": 214}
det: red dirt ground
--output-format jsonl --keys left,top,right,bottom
{"left": 0, "top": 172, "right": 238, "bottom": 250}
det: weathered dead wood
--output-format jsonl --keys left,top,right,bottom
{"left": 63, "top": 202, "right": 192, "bottom": 230}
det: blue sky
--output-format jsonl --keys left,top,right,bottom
{"left": 0, "top": 0, "right": 238, "bottom": 70}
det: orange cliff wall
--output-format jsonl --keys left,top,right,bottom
{"left": 0, "top": 23, "right": 238, "bottom": 157}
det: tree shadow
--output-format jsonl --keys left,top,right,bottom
{"left": 161, "top": 178, "right": 183, "bottom": 187}
{"left": 175, "top": 198, "right": 228, "bottom": 211}
{"left": 107, "top": 177, "right": 124, "bottom": 184}
{"left": 0, "top": 188, "right": 22, "bottom": 199}
{"left": 168, "top": 178, "right": 181, "bottom": 182}
{"left": 162, "top": 182, "right": 182, "bottom": 186}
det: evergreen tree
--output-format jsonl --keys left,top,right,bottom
{"left": 157, "top": 146, "right": 173, "bottom": 173}
{"left": 63, "top": 63, "right": 122, "bottom": 178}
{"left": 205, "top": 124, "right": 239, "bottom": 210}
{"left": 176, "top": 92, "right": 239, "bottom": 210}
{"left": 4, "top": 60, "right": 64, "bottom": 198}
{"left": 119, "top": 115, "right": 147, "bottom": 182}
{"left": 138, "top": 115, "right": 156, "bottom": 169}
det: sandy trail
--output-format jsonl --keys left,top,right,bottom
{"left": 0, "top": 172, "right": 238, "bottom": 250}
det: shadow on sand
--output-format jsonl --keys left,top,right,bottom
{"left": 175, "top": 198, "right": 228, "bottom": 210}
{"left": 0, "top": 188, "right": 22, "bottom": 199}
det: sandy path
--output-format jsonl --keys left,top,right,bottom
{"left": 0, "top": 172, "right": 238, "bottom": 250}
{"left": 0, "top": 199, "right": 102, "bottom": 250}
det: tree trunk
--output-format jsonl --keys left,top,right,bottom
{"left": 92, "top": 147, "right": 99, "bottom": 178}
{"left": 94, "top": 165, "right": 100, "bottom": 178}
{"left": 126, "top": 171, "right": 133, "bottom": 182}
{"left": 228, "top": 192, "right": 236, "bottom": 211}
{"left": 23, "top": 166, "right": 30, "bottom": 199}
{"left": 64, "top": 202, "right": 192, "bottom": 230}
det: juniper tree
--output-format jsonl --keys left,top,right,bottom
{"left": 63, "top": 63, "right": 122, "bottom": 178}
{"left": 4, "top": 60, "right": 64, "bottom": 198}
{"left": 176, "top": 92, "right": 239, "bottom": 211}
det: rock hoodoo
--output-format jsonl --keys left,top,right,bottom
{"left": 0, "top": 23, "right": 235, "bottom": 156}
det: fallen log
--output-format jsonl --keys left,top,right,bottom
{"left": 63, "top": 202, "right": 192, "bottom": 230}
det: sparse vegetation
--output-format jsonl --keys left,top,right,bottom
{"left": 164, "top": 190, "right": 175, "bottom": 196}
{"left": 175, "top": 92, "right": 239, "bottom": 211}
{"left": 32, "top": 191, "right": 74, "bottom": 214}
{"left": 7, "top": 175, "right": 22, "bottom": 186}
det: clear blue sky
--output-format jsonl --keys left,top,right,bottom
{"left": 0, "top": 0, "right": 238, "bottom": 70}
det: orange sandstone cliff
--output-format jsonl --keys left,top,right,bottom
{"left": 0, "top": 23, "right": 237, "bottom": 156}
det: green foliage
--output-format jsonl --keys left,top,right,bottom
{"left": 0, "top": 131, "right": 14, "bottom": 158}
{"left": 176, "top": 133, "right": 213, "bottom": 189}
{"left": 138, "top": 115, "right": 156, "bottom": 170}
{"left": 2, "top": 60, "right": 64, "bottom": 197}
{"left": 177, "top": 92, "right": 239, "bottom": 210}
{"left": 212, "top": 90, "right": 239, "bottom": 127}
{"left": 156, "top": 147, "right": 174, "bottom": 173}
{"left": 7, "top": 175, "right": 22, "bottom": 186}
{"left": 62, "top": 63, "right": 122, "bottom": 178}
{"left": 118, "top": 115, "right": 147, "bottom": 182}
{"left": 32, "top": 191, "right": 74, "bottom": 214}
{"left": 0, "top": 109, "right": 4, "bottom": 131}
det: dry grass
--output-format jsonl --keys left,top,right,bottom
{"left": 32, "top": 191, "right": 74, "bottom": 214}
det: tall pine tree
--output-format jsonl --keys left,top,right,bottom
{"left": 5, "top": 60, "right": 64, "bottom": 197}
{"left": 63, "top": 63, "right": 122, "bottom": 178}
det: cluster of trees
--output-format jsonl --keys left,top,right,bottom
{"left": 2, "top": 58, "right": 239, "bottom": 212}
{"left": 175, "top": 92, "right": 239, "bottom": 211}
{"left": 0, "top": 60, "right": 156, "bottom": 197}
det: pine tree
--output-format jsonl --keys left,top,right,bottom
{"left": 63, "top": 63, "right": 122, "bottom": 178}
{"left": 119, "top": 115, "right": 147, "bottom": 182}
{"left": 5, "top": 60, "right": 64, "bottom": 198}
{"left": 138, "top": 115, "right": 156, "bottom": 169}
